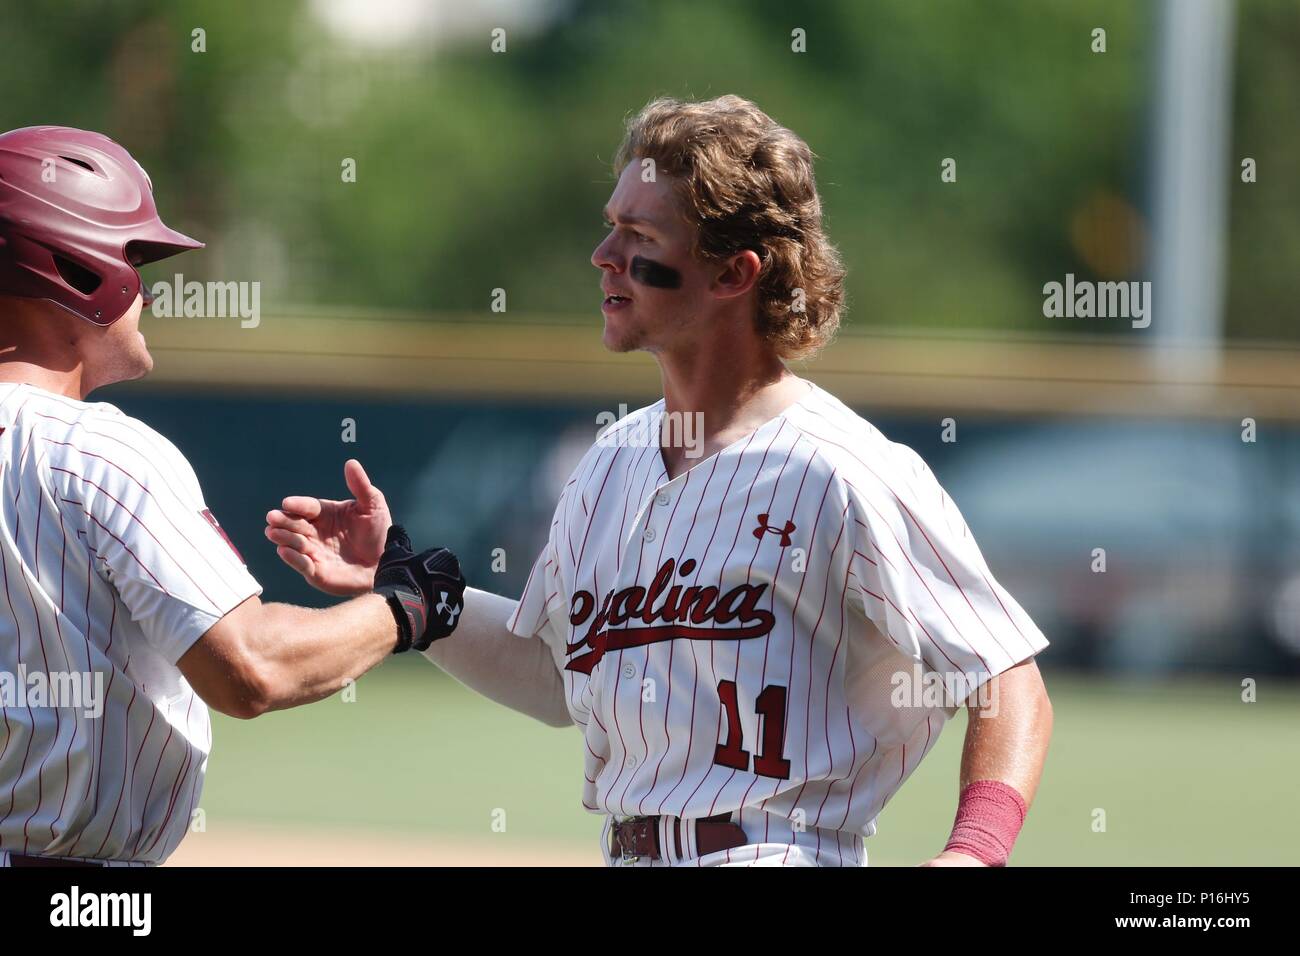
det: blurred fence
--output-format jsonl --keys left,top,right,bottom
{"left": 135, "top": 307, "right": 1300, "bottom": 416}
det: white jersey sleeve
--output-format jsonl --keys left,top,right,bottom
{"left": 844, "top": 445, "right": 1047, "bottom": 695}
{"left": 46, "top": 418, "right": 260, "bottom": 664}
{"left": 508, "top": 478, "right": 575, "bottom": 653}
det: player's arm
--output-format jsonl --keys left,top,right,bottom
{"left": 846, "top": 460, "right": 1054, "bottom": 867}
{"left": 178, "top": 592, "right": 395, "bottom": 718}
{"left": 182, "top": 523, "right": 467, "bottom": 718}
{"left": 266, "top": 460, "right": 571, "bottom": 728}
{"left": 61, "top": 432, "right": 471, "bottom": 721}
{"left": 921, "top": 658, "right": 1053, "bottom": 867}
{"left": 419, "top": 588, "right": 571, "bottom": 728}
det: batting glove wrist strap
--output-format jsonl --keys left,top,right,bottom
{"left": 373, "top": 525, "right": 466, "bottom": 654}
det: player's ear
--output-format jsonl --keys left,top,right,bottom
{"left": 711, "top": 249, "right": 762, "bottom": 300}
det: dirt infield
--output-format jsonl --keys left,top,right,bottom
{"left": 165, "top": 822, "right": 601, "bottom": 867}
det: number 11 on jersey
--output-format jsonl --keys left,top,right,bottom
{"left": 714, "top": 680, "right": 792, "bottom": 779}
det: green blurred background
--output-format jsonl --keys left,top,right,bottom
{"left": 3, "top": 0, "right": 1299, "bottom": 864}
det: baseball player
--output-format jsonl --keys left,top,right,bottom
{"left": 0, "top": 126, "right": 468, "bottom": 867}
{"left": 268, "top": 95, "right": 1053, "bottom": 866}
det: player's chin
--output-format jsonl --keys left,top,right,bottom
{"left": 119, "top": 344, "right": 154, "bottom": 381}
{"left": 129, "top": 337, "right": 155, "bottom": 373}
{"left": 102, "top": 321, "right": 154, "bottom": 379}
{"left": 601, "top": 314, "right": 642, "bottom": 353}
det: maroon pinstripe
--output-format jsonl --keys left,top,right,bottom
{"left": 811, "top": 560, "right": 857, "bottom": 831}
{"left": 31, "top": 415, "right": 248, "bottom": 598}
{"left": 702, "top": 422, "right": 793, "bottom": 819}
{"left": 761, "top": 471, "right": 835, "bottom": 820}
{"left": 90, "top": 680, "right": 137, "bottom": 858}
{"left": 144, "top": 710, "right": 194, "bottom": 858}
{"left": 47, "top": 497, "right": 79, "bottom": 844}
{"left": 130, "top": 715, "right": 175, "bottom": 856}
{"left": 737, "top": 445, "right": 818, "bottom": 857}
{"left": 60, "top": 502, "right": 170, "bottom": 595}
{"left": 638, "top": 453, "right": 721, "bottom": 812}
{"left": 793, "top": 411, "right": 1031, "bottom": 659}
{"left": 48, "top": 463, "right": 225, "bottom": 611}
{"left": 15, "top": 433, "right": 59, "bottom": 851}
{"left": 788, "top": 507, "right": 850, "bottom": 811}
{"left": 666, "top": 427, "right": 763, "bottom": 814}
{"left": 602, "top": 444, "right": 657, "bottom": 810}
{"left": 633, "top": 463, "right": 690, "bottom": 814}
{"left": 786, "top": 423, "right": 996, "bottom": 669}
{"left": 607, "top": 443, "right": 665, "bottom": 812}
{"left": 96, "top": 690, "right": 154, "bottom": 858}
{"left": 0, "top": 512, "right": 32, "bottom": 845}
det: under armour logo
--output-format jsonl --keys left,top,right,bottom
{"left": 753, "top": 513, "right": 796, "bottom": 547}
{"left": 435, "top": 591, "right": 461, "bottom": 626}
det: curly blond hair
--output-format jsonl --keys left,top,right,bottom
{"left": 613, "top": 95, "right": 846, "bottom": 360}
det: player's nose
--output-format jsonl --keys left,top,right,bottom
{"left": 591, "top": 233, "right": 623, "bottom": 272}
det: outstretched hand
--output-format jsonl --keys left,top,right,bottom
{"left": 264, "top": 459, "right": 391, "bottom": 596}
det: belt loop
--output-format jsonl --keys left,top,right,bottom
{"left": 602, "top": 815, "right": 616, "bottom": 866}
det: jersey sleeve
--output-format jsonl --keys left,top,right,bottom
{"left": 50, "top": 419, "right": 262, "bottom": 665}
{"left": 506, "top": 483, "right": 573, "bottom": 652}
{"left": 845, "top": 450, "right": 1047, "bottom": 699}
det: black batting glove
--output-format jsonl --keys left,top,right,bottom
{"left": 373, "top": 525, "right": 466, "bottom": 653}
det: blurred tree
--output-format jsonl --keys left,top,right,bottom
{"left": 0, "top": 0, "right": 1292, "bottom": 342}
{"left": 1226, "top": 0, "right": 1300, "bottom": 342}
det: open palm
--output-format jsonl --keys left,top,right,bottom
{"left": 264, "top": 459, "right": 391, "bottom": 596}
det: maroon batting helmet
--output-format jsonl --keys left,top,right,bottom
{"left": 0, "top": 126, "right": 203, "bottom": 326}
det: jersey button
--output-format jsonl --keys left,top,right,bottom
{"left": 642, "top": 526, "right": 656, "bottom": 542}
{"left": 625, "top": 755, "right": 638, "bottom": 769}
{"left": 655, "top": 490, "right": 671, "bottom": 507}
{"left": 621, "top": 663, "right": 636, "bottom": 679}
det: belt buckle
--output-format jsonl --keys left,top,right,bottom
{"left": 614, "top": 816, "right": 651, "bottom": 864}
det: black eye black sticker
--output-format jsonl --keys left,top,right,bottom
{"left": 630, "top": 255, "right": 683, "bottom": 289}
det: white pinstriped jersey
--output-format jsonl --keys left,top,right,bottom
{"left": 0, "top": 383, "right": 260, "bottom": 864}
{"left": 509, "top": 382, "right": 1048, "bottom": 865}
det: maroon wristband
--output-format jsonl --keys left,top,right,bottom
{"left": 942, "top": 779, "right": 1027, "bottom": 867}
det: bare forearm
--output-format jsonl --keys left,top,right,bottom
{"left": 248, "top": 594, "right": 397, "bottom": 713}
{"left": 921, "top": 660, "right": 1053, "bottom": 865}
{"left": 420, "top": 587, "right": 571, "bottom": 727}
{"left": 960, "top": 659, "right": 1053, "bottom": 802}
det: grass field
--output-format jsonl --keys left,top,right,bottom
{"left": 175, "top": 660, "right": 1299, "bottom": 866}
